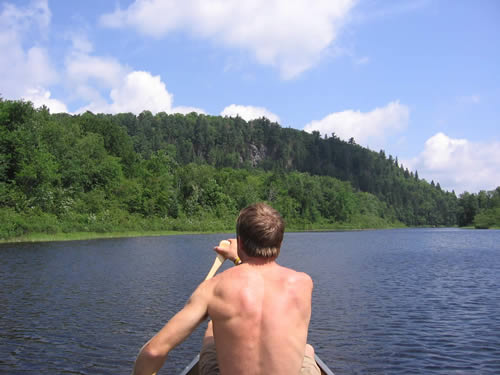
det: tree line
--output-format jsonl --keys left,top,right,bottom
{"left": 457, "top": 189, "right": 500, "bottom": 228}
{"left": 1, "top": 99, "right": 498, "bottom": 239}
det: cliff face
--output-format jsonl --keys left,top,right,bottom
{"left": 248, "top": 144, "right": 267, "bottom": 167}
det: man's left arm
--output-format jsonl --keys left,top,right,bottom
{"left": 132, "top": 280, "right": 212, "bottom": 375}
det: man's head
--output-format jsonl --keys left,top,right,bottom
{"left": 236, "top": 203, "right": 284, "bottom": 258}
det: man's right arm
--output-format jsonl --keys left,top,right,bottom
{"left": 132, "top": 280, "right": 213, "bottom": 375}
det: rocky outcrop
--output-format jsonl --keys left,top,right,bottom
{"left": 248, "top": 144, "right": 267, "bottom": 167}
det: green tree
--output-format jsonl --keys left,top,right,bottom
{"left": 457, "top": 192, "right": 478, "bottom": 227}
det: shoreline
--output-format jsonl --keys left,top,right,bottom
{"left": 5, "top": 225, "right": 496, "bottom": 245}
{"left": 0, "top": 223, "right": 411, "bottom": 244}
{"left": 0, "top": 230, "right": 208, "bottom": 244}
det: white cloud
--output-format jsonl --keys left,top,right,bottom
{"left": 66, "top": 55, "right": 125, "bottom": 88}
{"left": 303, "top": 101, "right": 409, "bottom": 150}
{"left": 0, "top": 1, "right": 188, "bottom": 116}
{"left": 76, "top": 71, "right": 174, "bottom": 115}
{"left": 100, "top": 0, "right": 356, "bottom": 78}
{"left": 67, "top": 32, "right": 94, "bottom": 55}
{"left": 70, "top": 64, "right": 206, "bottom": 116}
{"left": 65, "top": 52, "right": 128, "bottom": 103}
{"left": 23, "top": 87, "right": 68, "bottom": 113}
{"left": 221, "top": 104, "right": 280, "bottom": 123}
{"left": 59, "top": 30, "right": 209, "bottom": 115}
{"left": 403, "top": 132, "right": 500, "bottom": 194}
{"left": 1, "top": 0, "right": 50, "bottom": 35}
{"left": 63, "top": 37, "right": 175, "bottom": 115}
{"left": 172, "top": 106, "right": 206, "bottom": 115}
{"left": 0, "top": 0, "right": 62, "bottom": 113}
{"left": 108, "top": 71, "right": 173, "bottom": 114}
{"left": 63, "top": 34, "right": 208, "bottom": 115}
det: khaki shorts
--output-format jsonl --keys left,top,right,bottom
{"left": 199, "top": 341, "right": 321, "bottom": 375}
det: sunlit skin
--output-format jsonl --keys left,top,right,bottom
{"left": 132, "top": 238, "right": 314, "bottom": 375}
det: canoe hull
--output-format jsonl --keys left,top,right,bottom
{"left": 178, "top": 353, "right": 334, "bottom": 375}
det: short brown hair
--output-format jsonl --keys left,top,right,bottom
{"left": 236, "top": 203, "right": 284, "bottom": 258}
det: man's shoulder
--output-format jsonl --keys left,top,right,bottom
{"left": 279, "top": 264, "right": 312, "bottom": 279}
{"left": 296, "top": 270, "right": 313, "bottom": 285}
{"left": 211, "top": 263, "right": 313, "bottom": 290}
{"left": 278, "top": 266, "right": 313, "bottom": 289}
{"left": 209, "top": 266, "right": 247, "bottom": 291}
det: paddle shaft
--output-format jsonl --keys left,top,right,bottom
{"left": 205, "top": 253, "right": 225, "bottom": 280}
{"left": 205, "top": 239, "right": 230, "bottom": 280}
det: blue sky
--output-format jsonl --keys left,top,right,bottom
{"left": 1, "top": 0, "right": 499, "bottom": 194}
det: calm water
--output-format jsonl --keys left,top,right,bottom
{"left": 1, "top": 229, "right": 499, "bottom": 374}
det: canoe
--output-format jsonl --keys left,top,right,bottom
{"left": 178, "top": 353, "right": 334, "bottom": 375}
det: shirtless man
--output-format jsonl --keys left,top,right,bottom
{"left": 132, "top": 203, "right": 320, "bottom": 375}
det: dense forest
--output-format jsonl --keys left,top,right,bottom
{"left": 1, "top": 99, "right": 499, "bottom": 240}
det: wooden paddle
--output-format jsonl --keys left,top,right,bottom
{"left": 205, "top": 240, "right": 230, "bottom": 280}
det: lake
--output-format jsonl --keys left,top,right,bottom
{"left": 1, "top": 229, "right": 499, "bottom": 374}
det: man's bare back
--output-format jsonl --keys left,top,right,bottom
{"left": 206, "top": 260, "right": 313, "bottom": 374}
{"left": 132, "top": 203, "right": 318, "bottom": 375}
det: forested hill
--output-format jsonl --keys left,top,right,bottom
{"left": 110, "top": 109, "right": 458, "bottom": 226}
{"left": 1, "top": 99, "right": 499, "bottom": 240}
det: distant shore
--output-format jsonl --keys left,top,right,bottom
{"left": 0, "top": 230, "right": 204, "bottom": 244}
{"left": 0, "top": 222, "right": 409, "bottom": 244}
{"left": 8, "top": 223, "right": 496, "bottom": 245}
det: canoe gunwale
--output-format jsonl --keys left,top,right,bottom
{"left": 178, "top": 353, "right": 334, "bottom": 374}
{"left": 315, "top": 353, "right": 335, "bottom": 375}
{"left": 178, "top": 354, "right": 200, "bottom": 375}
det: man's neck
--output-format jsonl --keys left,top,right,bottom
{"left": 241, "top": 255, "right": 278, "bottom": 266}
